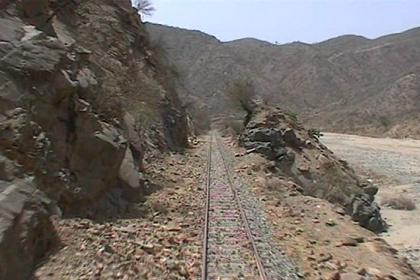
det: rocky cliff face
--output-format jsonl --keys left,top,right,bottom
{"left": 0, "top": 0, "right": 188, "bottom": 278}
{"left": 240, "top": 106, "right": 386, "bottom": 232}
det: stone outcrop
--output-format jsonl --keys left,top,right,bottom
{"left": 0, "top": 0, "right": 189, "bottom": 277}
{"left": 240, "top": 106, "right": 386, "bottom": 232}
{"left": 0, "top": 179, "right": 56, "bottom": 280}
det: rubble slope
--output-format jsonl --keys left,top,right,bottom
{"left": 240, "top": 106, "right": 386, "bottom": 232}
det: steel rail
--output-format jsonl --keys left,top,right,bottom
{"left": 201, "top": 134, "right": 212, "bottom": 280}
{"left": 215, "top": 135, "right": 268, "bottom": 280}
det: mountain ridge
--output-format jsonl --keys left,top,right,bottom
{"left": 146, "top": 23, "right": 420, "bottom": 138}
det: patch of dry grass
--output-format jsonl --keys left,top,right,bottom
{"left": 381, "top": 195, "right": 416, "bottom": 210}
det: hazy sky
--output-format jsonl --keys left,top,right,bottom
{"left": 143, "top": 0, "right": 420, "bottom": 44}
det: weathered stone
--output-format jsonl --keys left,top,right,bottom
{"left": 77, "top": 68, "right": 98, "bottom": 89}
{"left": 246, "top": 127, "right": 283, "bottom": 144}
{"left": 349, "top": 194, "right": 387, "bottom": 232}
{"left": 0, "top": 154, "right": 22, "bottom": 181}
{"left": 119, "top": 148, "right": 140, "bottom": 189}
{"left": 240, "top": 106, "right": 386, "bottom": 233}
{"left": 274, "top": 147, "right": 287, "bottom": 158}
{"left": 282, "top": 128, "right": 303, "bottom": 147}
{"left": 0, "top": 18, "right": 24, "bottom": 43}
{"left": 66, "top": 119, "right": 127, "bottom": 204}
{"left": 122, "top": 112, "right": 143, "bottom": 166}
{"left": 362, "top": 184, "right": 379, "bottom": 198}
{"left": 1, "top": 36, "right": 65, "bottom": 76}
{"left": 20, "top": 0, "right": 56, "bottom": 36}
{"left": 0, "top": 71, "right": 21, "bottom": 111}
{"left": 0, "top": 179, "right": 56, "bottom": 280}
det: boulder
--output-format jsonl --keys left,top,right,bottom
{"left": 349, "top": 194, "right": 387, "bottom": 232}
{"left": 0, "top": 178, "right": 56, "bottom": 280}
{"left": 359, "top": 181, "right": 379, "bottom": 199}
{"left": 0, "top": 24, "right": 65, "bottom": 76}
{"left": 245, "top": 127, "right": 283, "bottom": 146}
{"left": 65, "top": 119, "right": 127, "bottom": 206}
{"left": 119, "top": 148, "right": 140, "bottom": 189}
{"left": 282, "top": 127, "right": 303, "bottom": 147}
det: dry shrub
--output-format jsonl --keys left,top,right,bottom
{"left": 219, "top": 117, "right": 244, "bottom": 137}
{"left": 228, "top": 119, "right": 245, "bottom": 135}
{"left": 134, "top": 0, "right": 155, "bottom": 17}
{"left": 381, "top": 195, "right": 416, "bottom": 210}
{"left": 226, "top": 79, "right": 256, "bottom": 112}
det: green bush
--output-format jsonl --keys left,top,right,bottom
{"left": 285, "top": 111, "right": 298, "bottom": 122}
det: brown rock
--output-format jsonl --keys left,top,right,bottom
{"left": 329, "top": 272, "right": 341, "bottom": 280}
{"left": 339, "top": 237, "right": 360, "bottom": 247}
{"left": 357, "top": 268, "right": 367, "bottom": 276}
{"left": 298, "top": 163, "right": 310, "bottom": 173}
{"left": 318, "top": 253, "right": 333, "bottom": 263}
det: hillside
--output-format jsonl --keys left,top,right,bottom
{"left": 146, "top": 23, "right": 420, "bottom": 138}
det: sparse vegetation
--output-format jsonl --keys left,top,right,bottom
{"left": 381, "top": 195, "right": 416, "bottom": 210}
{"left": 379, "top": 116, "right": 391, "bottom": 127}
{"left": 226, "top": 79, "right": 256, "bottom": 113}
{"left": 230, "top": 119, "right": 245, "bottom": 135}
{"left": 133, "top": 0, "right": 155, "bottom": 17}
{"left": 217, "top": 115, "right": 246, "bottom": 137}
{"left": 285, "top": 111, "right": 299, "bottom": 122}
{"left": 308, "top": 128, "right": 323, "bottom": 139}
{"left": 186, "top": 104, "right": 211, "bottom": 133}
{"left": 226, "top": 79, "right": 257, "bottom": 127}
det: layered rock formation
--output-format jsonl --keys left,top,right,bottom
{"left": 240, "top": 106, "right": 386, "bottom": 232}
{"left": 0, "top": 0, "right": 188, "bottom": 277}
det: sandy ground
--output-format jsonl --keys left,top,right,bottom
{"left": 321, "top": 132, "right": 420, "bottom": 273}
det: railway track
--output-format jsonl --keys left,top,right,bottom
{"left": 201, "top": 133, "right": 299, "bottom": 280}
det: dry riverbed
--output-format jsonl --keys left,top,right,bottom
{"left": 321, "top": 132, "right": 420, "bottom": 274}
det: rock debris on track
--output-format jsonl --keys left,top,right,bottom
{"left": 202, "top": 134, "right": 299, "bottom": 279}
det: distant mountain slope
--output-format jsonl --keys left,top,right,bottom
{"left": 146, "top": 23, "right": 420, "bottom": 138}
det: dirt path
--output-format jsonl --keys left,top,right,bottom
{"left": 321, "top": 132, "right": 420, "bottom": 273}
